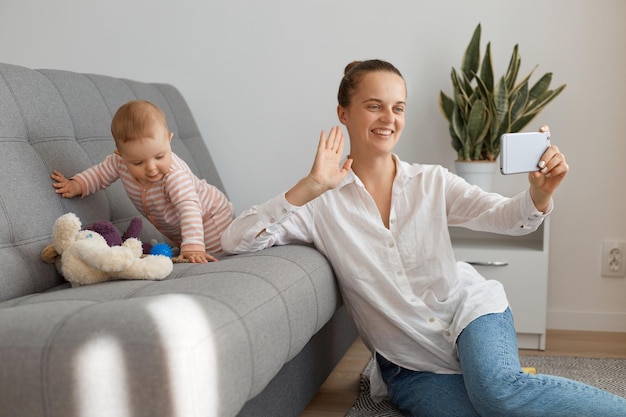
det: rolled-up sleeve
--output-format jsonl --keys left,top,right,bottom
{"left": 447, "top": 180, "right": 551, "bottom": 236}
{"left": 221, "top": 193, "right": 305, "bottom": 254}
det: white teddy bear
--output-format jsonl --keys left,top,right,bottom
{"left": 47, "top": 212, "right": 173, "bottom": 287}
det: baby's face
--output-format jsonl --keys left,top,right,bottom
{"left": 117, "top": 124, "right": 173, "bottom": 186}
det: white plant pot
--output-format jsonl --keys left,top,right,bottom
{"left": 454, "top": 160, "right": 497, "bottom": 192}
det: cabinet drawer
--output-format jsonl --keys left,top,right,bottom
{"left": 453, "top": 247, "right": 548, "bottom": 346}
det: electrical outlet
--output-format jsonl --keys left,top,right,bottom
{"left": 602, "top": 240, "right": 626, "bottom": 277}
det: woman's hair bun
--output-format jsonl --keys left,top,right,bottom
{"left": 344, "top": 61, "right": 362, "bottom": 76}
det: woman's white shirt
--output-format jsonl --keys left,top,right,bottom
{"left": 221, "top": 155, "right": 550, "bottom": 399}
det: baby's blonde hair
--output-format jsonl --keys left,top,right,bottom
{"left": 111, "top": 100, "right": 169, "bottom": 146}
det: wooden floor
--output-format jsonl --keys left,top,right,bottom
{"left": 300, "top": 330, "right": 626, "bottom": 416}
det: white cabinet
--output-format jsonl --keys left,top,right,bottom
{"left": 450, "top": 220, "right": 549, "bottom": 350}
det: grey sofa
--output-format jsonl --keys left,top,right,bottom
{"left": 0, "top": 63, "right": 357, "bottom": 417}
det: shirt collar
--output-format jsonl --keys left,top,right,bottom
{"left": 337, "top": 154, "right": 423, "bottom": 190}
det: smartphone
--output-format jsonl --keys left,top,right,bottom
{"left": 500, "top": 131, "right": 551, "bottom": 175}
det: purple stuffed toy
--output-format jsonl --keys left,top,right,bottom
{"left": 83, "top": 217, "right": 151, "bottom": 254}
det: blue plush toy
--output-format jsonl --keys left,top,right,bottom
{"left": 149, "top": 242, "right": 173, "bottom": 258}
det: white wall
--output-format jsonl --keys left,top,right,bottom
{"left": 2, "top": 0, "right": 625, "bottom": 332}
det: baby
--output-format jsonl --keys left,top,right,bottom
{"left": 51, "top": 100, "right": 234, "bottom": 263}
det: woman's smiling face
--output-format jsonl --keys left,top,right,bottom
{"left": 338, "top": 71, "right": 406, "bottom": 157}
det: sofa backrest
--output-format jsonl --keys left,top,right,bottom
{"left": 0, "top": 63, "right": 227, "bottom": 301}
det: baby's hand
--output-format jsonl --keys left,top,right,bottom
{"left": 176, "top": 251, "right": 218, "bottom": 264}
{"left": 51, "top": 170, "right": 81, "bottom": 198}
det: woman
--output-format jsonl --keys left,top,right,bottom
{"left": 221, "top": 60, "right": 625, "bottom": 416}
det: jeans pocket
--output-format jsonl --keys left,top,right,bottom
{"left": 376, "top": 353, "right": 403, "bottom": 385}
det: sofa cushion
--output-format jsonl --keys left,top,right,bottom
{"left": 0, "top": 244, "right": 340, "bottom": 417}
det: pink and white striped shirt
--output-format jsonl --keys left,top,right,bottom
{"left": 73, "top": 153, "right": 233, "bottom": 254}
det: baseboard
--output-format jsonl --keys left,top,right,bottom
{"left": 548, "top": 310, "right": 626, "bottom": 332}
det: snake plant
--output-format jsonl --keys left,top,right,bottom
{"left": 439, "top": 24, "right": 566, "bottom": 161}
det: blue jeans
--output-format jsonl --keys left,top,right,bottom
{"left": 377, "top": 308, "right": 626, "bottom": 416}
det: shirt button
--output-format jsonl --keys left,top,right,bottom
{"left": 269, "top": 218, "right": 275, "bottom": 224}
{"left": 410, "top": 297, "right": 417, "bottom": 303}
{"left": 282, "top": 208, "right": 288, "bottom": 214}
{"left": 429, "top": 317, "right": 435, "bottom": 323}
{"left": 445, "top": 330, "right": 451, "bottom": 337}
{"left": 389, "top": 242, "right": 395, "bottom": 248}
